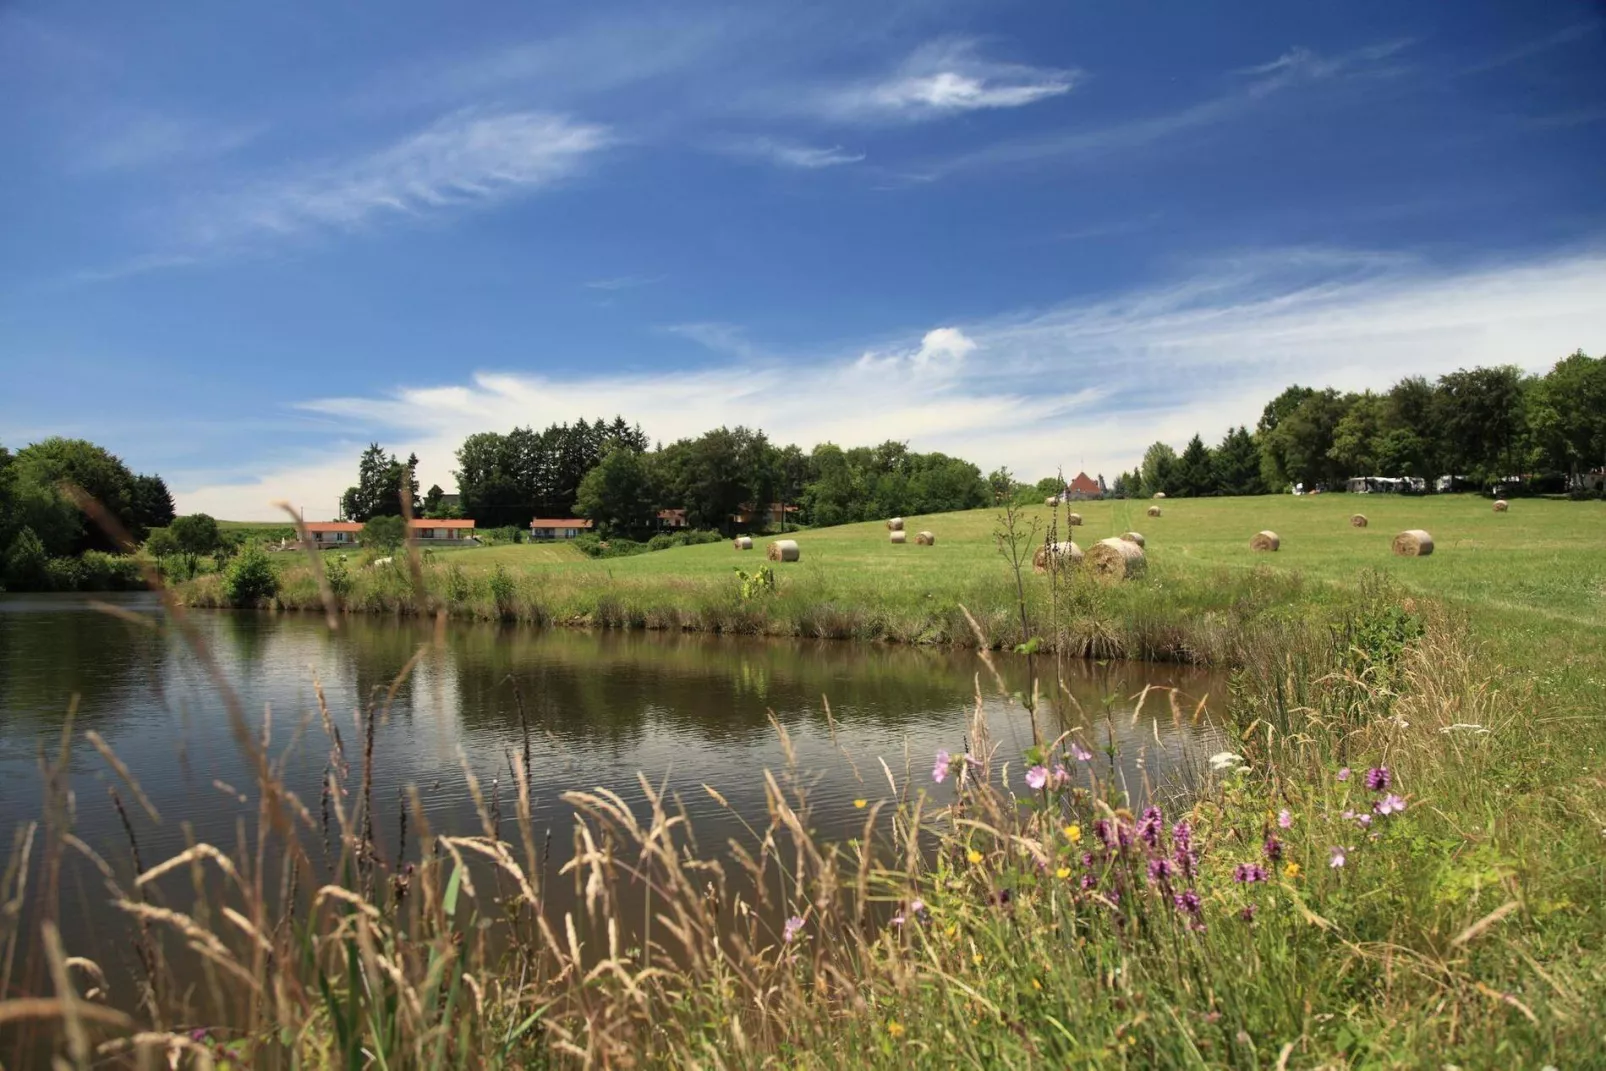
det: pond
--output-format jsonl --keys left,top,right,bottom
{"left": 0, "top": 594, "right": 1229, "bottom": 1003}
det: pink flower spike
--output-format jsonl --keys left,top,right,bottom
{"left": 1025, "top": 765, "right": 1048, "bottom": 790}
{"left": 1328, "top": 846, "right": 1347, "bottom": 869}
{"left": 932, "top": 750, "right": 951, "bottom": 784}
{"left": 1277, "top": 809, "right": 1293, "bottom": 829}
{"left": 783, "top": 915, "right": 805, "bottom": 942}
{"left": 1337, "top": 767, "right": 1351, "bottom": 782}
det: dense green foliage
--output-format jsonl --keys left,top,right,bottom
{"left": 360, "top": 514, "right": 407, "bottom": 552}
{"left": 223, "top": 544, "right": 279, "bottom": 606}
{"left": 452, "top": 417, "right": 649, "bottom": 528}
{"left": 340, "top": 443, "right": 421, "bottom": 522}
{"left": 1116, "top": 351, "right": 1604, "bottom": 496}
{"left": 0, "top": 436, "right": 173, "bottom": 590}
{"left": 574, "top": 446, "right": 656, "bottom": 534}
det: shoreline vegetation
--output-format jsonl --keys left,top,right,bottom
{"left": 3, "top": 495, "right": 1604, "bottom": 1066}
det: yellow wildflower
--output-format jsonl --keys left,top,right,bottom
{"left": 1284, "top": 861, "right": 1301, "bottom": 879}
{"left": 1031, "top": 978, "right": 1042, "bottom": 991}
{"left": 1064, "top": 824, "right": 1082, "bottom": 843}
{"left": 944, "top": 924, "right": 957, "bottom": 938}
{"left": 972, "top": 952, "right": 983, "bottom": 967}
{"left": 853, "top": 799, "right": 868, "bottom": 809}
{"left": 887, "top": 1021, "right": 906, "bottom": 1039}
{"left": 1055, "top": 866, "right": 1072, "bottom": 880}
{"left": 967, "top": 849, "right": 984, "bottom": 865}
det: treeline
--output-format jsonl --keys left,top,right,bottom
{"left": 0, "top": 437, "right": 176, "bottom": 591}
{"left": 1112, "top": 351, "right": 1605, "bottom": 497}
{"left": 345, "top": 421, "right": 993, "bottom": 536}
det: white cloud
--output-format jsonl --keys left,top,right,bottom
{"left": 731, "top": 138, "right": 865, "bottom": 169}
{"left": 71, "top": 110, "right": 262, "bottom": 173}
{"left": 183, "top": 109, "right": 611, "bottom": 246}
{"left": 813, "top": 40, "right": 1079, "bottom": 123}
{"left": 173, "top": 248, "right": 1606, "bottom": 519}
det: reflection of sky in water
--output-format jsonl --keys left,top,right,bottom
{"left": 1, "top": 594, "right": 1228, "bottom": 958}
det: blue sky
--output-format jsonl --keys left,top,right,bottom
{"left": 1, "top": 1, "right": 1603, "bottom": 519}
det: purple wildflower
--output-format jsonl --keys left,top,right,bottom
{"left": 1173, "top": 889, "right": 1202, "bottom": 915}
{"left": 783, "top": 915, "right": 805, "bottom": 942}
{"left": 1081, "top": 852, "right": 1096, "bottom": 868}
{"left": 1051, "top": 764, "right": 1070, "bottom": 789}
{"left": 890, "top": 912, "right": 906, "bottom": 926}
{"left": 1262, "top": 835, "right": 1282, "bottom": 862}
{"left": 190, "top": 1028, "right": 208, "bottom": 1043}
{"left": 1171, "top": 820, "right": 1193, "bottom": 853}
{"left": 910, "top": 898, "right": 925, "bottom": 915}
{"left": 1357, "top": 814, "right": 1373, "bottom": 828}
{"left": 1233, "top": 863, "right": 1269, "bottom": 883}
{"left": 1239, "top": 903, "right": 1258, "bottom": 923}
{"left": 1080, "top": 873, "right": 1098, "bottom": 890}
{"left": 1025, "top": 765, "right": 1048, "bottom": 791}
{"left": 1138, "top": 806, "right": 1164, "bottom": 847}
{"left": 1093, "top": 819, "right": 1113, "bottom": 848}
{"left": 1115, "top": 822, "right": 1135, "bottom": 851}
{"left": 932, "top": 750, "right": 951, "bottom": 784}
{"left": 1071, "top": 742, "right": 1094, "bottom": 762}
{"left": 1337, "top": 766, "right": 1351, "bottom": 782}
{"left": 1172, "top": 821, "right": 1199, "bottom": 878}
{"left": 1374, "top": 793, "right": 1406, "bottom": 816}
{"left": 1365, "top": 767, "right": 1391, "bottom": 792}
{"left": 1147, "top": 857, "right": 1174, "bottom": 883}
{"left": 1278, "top": 809, "right": 1293, "bottom": 829}
{"left": 1328, "top": 846, "right": 1347, "bottom": 869}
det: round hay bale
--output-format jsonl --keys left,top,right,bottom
{"left": 1066, "top": 512, "right": 1083, "bottom": 526}
{"left": 1120, "top": 531, "right": 1145, "bottom": 548}
{"left": 1044, "top": 497, "right": 1058, "bottom": 508}
{"left": 1250, "top": 530, "right": 1280, "bottom": 552}
{"left": 889, "top": 530, "right": 907, "bottom": 545}
{"left": 1032, "top": 541, "right": 1083, "bottom": 574}
{"left": 1147, "top": 505, "right": 1162, "bottom": 517}
{"left": 733, "top": 536, "right": 753, "bottom": 551}
{"left": 1153, "top": 492, "right": 1166, "bottom": 500}
{"left": 1087, "top": 537, "right": 1146, "bottom": 582}
{"left": 767, "top": 539, "right": 800, "bottom": 563}
{"left": 886, "top": 517, "right": 905, "bottom": 531}
{"left": 1350, "top": 514, "right": 1368, "bottom": 528}
{"left": 915, "top": 531, "right": 935, "bottom": 545}
{"left": 1392, "top": 530, "right": 1434, "bottom": 557}
{"left": 1493, "top": 499, "right": 1509, "bottom": 513}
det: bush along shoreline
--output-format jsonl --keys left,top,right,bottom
{"left": 3, "top": 569, "right": 1600, "bottom": 1066}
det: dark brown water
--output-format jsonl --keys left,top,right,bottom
{"left": 0, "top": 593, "right": 1228, "bottom": 983}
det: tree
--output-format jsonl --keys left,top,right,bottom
{"left": 3, "top": 527, "right": 50, "bottom": 591}
{"left": 131, "top": 474, "right": 176, "bottom": 533}
{"left": 575, "top": 448, "right": 655, "bottom": 535}
{"left": 1258, "top": 389, "right": 1345, "bottom": 490}
{"left": 1527, "top": 351, "right": 1606, "bottom": 477}
{"left": 170, "top": 513, "right": 221, "bottom": 579}
{"left": 988, "top": 468, "right": 1016, "bottom": 503}
{"left": 361, "top": 515, "right": 407, "bottom": 552}
{"left": 1140, "top": 442, "right": 1178, "bottom": 497}
{"left": 11, "top": 438, "right": 141, "bottom": 551}
{"left": 341, "top": 444, "right": 419, "bottom": 522}
{"left": 774, "top": 445, "right": 812, "bottom": 530}
{"left": 1212, "top": 426, "right": 1264, "bottom": 496}
{"left": 423, "top": 484, "right": 445, "bottom": 515}
{"left": 1172, "top": 435, "right": 1214, "bottom": 497}
{"left": 144, "top": 526, "right": 180, "bottom": 576}
{"left": 1434, "top": 366, "right": 1527, "bottom": 480}
{"left": 1329, "top": 392, "right": 1386, "bottom": 476}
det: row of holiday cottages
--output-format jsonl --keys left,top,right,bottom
{"left": 299, "top": 504, "right": 798, "bottom": 549}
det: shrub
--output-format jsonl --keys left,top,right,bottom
{"left": 44, "top": 557, "right": 83, "bottom": 591}
{"left": 488, "top": 565, "right": 517, "bottom": 617}
{"left": 3, "top": 528, "right": 50, "bottom": 591}
{"left": 325, "top": 554, "right": 353, "bottom": 599}
{"left": 445, "top": 563, "right": 471, "bottom": 604}
{"left": 646, "top": 533, "right": 676, "bottom": 552}
{"left": 361, "top": 515, "right": 406, "bottom": 552}
{"left": 481, "top": 526, "right": 523, "bottom": 546}
{"left": 223, "top": 546, "right": 279, "bottom": 607}
{"left": 575, "top": 536, "right": 647, "bottom": 559}
{"left": 78, "top": 550, "right": 143, "bottom": 590}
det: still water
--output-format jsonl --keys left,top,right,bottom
{"left": 0, "top": 594, "right": 1228, "bottom": 966}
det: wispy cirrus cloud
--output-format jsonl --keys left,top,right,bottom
{"left": 172, "top": 246, "right": 1606, "bottom": 519}
{"left": 924, "top": 40, "right": 1411, "bottom": 177}
{"left": 182, "top": 109, "right": 612, "bottom": 247}
{"left": 1460, "top": 19, "right": 1601, "bottom": 75}
{"left": 727, "top": 137, "right": 865, "bottom": 169}
{"left": 808, "top": 39, "right": 1080, "bottom": 123}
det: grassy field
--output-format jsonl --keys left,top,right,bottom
{"left": 48, "top": 495, "right": 1594, "bottom": 1066}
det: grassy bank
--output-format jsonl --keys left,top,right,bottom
{"left": 5, "top": 495, "right": 1603, "bottom": 1066}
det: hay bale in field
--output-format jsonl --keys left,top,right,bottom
{"left": 1493, "top": 499, "right": 1509, "bottom": 513}
{"left": 915, "top": 531, "right": 935, "bottom": 545}
{"left": 1147, "top": 505, "right": 1162, "bottom": 517}
{"left": 1045, "top": 497, "right": 1059, "bottom": 508}
{"left": 1250, "top": 530, "right": 1280, "bottom": 552}
{"left": 767, "top": 539, "right": 800, "bottom": 563}
{"left": 733, "top": 536, "right": 753, "bottom": 551}
{"left": 1350, "top": 514, "right": 1368, "bottom": 528}
{"left": 886, "top": 517, "right": 904, "bottom": 531}
{"left": 889, "top": 530, "right": 907, "bottom": 544}
{"left": 1392, "top": 530, "right": 1434, "bottom": 557}
{"left": 1032, "top": 541, "right": 1083, "bottom": 574}
{"left": 1087, "top": 537, "right": 1146, "bottom": 582}
{"left": 1066, "top": 512, "right": 1083, "bottom": 526}
{"left": 1121, "top": 531, "right": 1145, "bottom": 547}
{"left": 1153, "top": 492, "right": 1166, "bottom": 499}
